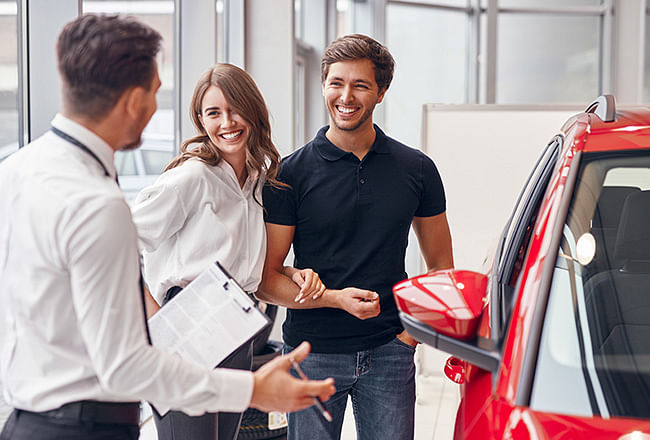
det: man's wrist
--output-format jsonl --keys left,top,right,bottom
{"left": 319, "top": 288, "right": 341, "bottom": 309}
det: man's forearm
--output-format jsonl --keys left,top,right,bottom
{"left": 258, "top": 268, "right": 339, "bottom": 309}
{"left": 258, "top": 270, "right": 380, "bottom": 320}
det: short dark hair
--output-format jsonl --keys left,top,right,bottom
{"left": 321, "top": 34, "right": 395, "bottom": 91}
{"left": 56, "top": 14, "right": 162, "bottom": 120}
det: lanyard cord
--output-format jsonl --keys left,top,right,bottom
{"left": 50, "top": 126, "right": 152, "bottom": 344}
{"left": 51, "top": 126, "right": 112, "bottom": 178}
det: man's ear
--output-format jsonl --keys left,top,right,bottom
{"left": 377, "top": 87, "right": 387, "bottom": 104}
{"left": 123, "top": 86, "right": 145, "bottom": 119}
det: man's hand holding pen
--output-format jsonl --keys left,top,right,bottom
{"left": 250, "top": 342, "right": 335, "bottom": 413}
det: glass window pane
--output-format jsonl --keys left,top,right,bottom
{"left": 497, "top": 14, "right": 600, "bottom": 104}
{"left": 336, "top": 0, "right": 350, "bottom": 38}
{"left": 216, "top": 0, "right": 225, "bottom": 62}
{"left": 294, "top": 0, "right": 303, "bottom": 40}
{"left": 83, "top": 1, "right": 175, "bottom": 201}
{"left": 531, "top": 154, "right": 650, "bottom": 420}
{"left": 142, "top": 148, "right": 174, "bottom": 175}
{"left": 115, "top": 150, "right": 138, "bottom": 176}
{"left": 482, "top": 0, "right": 602, "bottom": 7}
{"left": 397, "top": 0, "right": 469, "bottom": 6}
{"left": 0, "top": 0, "right": 18, "bottom": 162}
{"left": 385, "top": 4, "right": 467, "bottom": 148}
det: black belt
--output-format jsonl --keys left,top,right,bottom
{"left": 20, "top": 400, "right": 141, "bottom": 425}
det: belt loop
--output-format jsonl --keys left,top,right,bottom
{"left": 79, "top": 401, "right": 94, "bottom": 425}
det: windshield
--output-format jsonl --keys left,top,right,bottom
{"left": 531, "top": 151, "right": 650, "bottom": 420}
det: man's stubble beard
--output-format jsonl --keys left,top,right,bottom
{"left": 331, "top": 106, "right": 375, "bottom": 132}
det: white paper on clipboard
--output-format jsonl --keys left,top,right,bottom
{"left": 148, "top": 260, "right": 270, "bottom": 374}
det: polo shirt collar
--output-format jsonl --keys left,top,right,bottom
{"left": 314, "top": 124, "right": 390, "bottom": 162}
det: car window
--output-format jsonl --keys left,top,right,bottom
{"left": 115, "top": 150, "right": 138, "bottom": 176}
{"left": 491, "top": 137, "right": 561, "bottom": 334}
{"left": 531, "top": 151, "right": 650, "bottom": 420}
{"left": 142, "top": 150, "right": 174, "bottom": 175}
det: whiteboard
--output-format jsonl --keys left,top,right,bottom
{"left": 421, "top": 104, "right": 583, "bottom": 272}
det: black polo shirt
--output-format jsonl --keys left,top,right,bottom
{"left": 263, "top": 125, "right": 446, "bottom": 353}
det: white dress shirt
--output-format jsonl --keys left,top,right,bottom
{"left": 131, "top": 158, "right": 266, "bottom": 305}
{"left": 0, "top": 114, "right": 253, "bottom": 414}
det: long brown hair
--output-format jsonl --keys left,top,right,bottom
{"left": 165, "top": 63, "right": 285, "bottom": 192}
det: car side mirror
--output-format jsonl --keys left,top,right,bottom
{"left": 393, "top": 269, "right": 487, "bottom": 340}
{"left": 393, "top": 269, "right": 500, "bottom": 373}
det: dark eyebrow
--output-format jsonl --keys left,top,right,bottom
{"left": 327, "top": 76, "right": 372, "bottom": 86}
{"left": 203, "top": 106, "right": 220, "bottom": 113}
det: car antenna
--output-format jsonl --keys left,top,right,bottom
{"left": 585, "top": 94, "right": 616, "bottom": 123}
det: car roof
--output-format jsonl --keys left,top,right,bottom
{"left": 564, "top": 100, "right": 650, "bottom": 153}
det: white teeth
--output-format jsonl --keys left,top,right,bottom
{"left": 338, "top": 106, "right": 356, "bottom": 114}
{"left": 221, "top": 131, "right": 241, "bottom": 140}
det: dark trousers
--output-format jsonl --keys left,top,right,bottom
{"left": 153, "top": 340, "right": 253, "bottom": 440}
{"left": 0, "top": 409, "right": 139, "bottom": 440}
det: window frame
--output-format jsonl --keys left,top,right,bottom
{"left": 383, "top": 0, "right": 615, "bottom": 104}
{"left": 489, "top": 136, "right": 562, "bottom": 340}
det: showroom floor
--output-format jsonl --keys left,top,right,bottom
{"left": 140, "top": 345, "right": 460, "bottom": 440}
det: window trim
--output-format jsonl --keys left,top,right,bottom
{"left": 490, "top": 136, "right": 562, "bottom": 340}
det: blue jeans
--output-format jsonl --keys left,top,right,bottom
{"left": 284, "top": 338, "right": 416, "bottom": 440}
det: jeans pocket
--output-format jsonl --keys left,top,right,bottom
{"left": 391, "top": 336, "right": 416, "bottom": 351}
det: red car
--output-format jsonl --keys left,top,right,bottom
{"left": 394, "top": 95, "right": 650, "bottom": 439}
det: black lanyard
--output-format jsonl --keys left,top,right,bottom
{"left": 51, "top": 126, "right": 112, "bottom": 179}
{"left": 50, "top": 126, "right": 151, "bottom": 344}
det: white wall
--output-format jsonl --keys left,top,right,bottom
{"left": 422, "top": 104, "right": 583, "bottom": 272}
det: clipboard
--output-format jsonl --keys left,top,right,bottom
{"left": 147, "top": 261, "right": 271, "bottom": 370}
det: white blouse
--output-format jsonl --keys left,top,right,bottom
{"left": 131, "top": 158, "right": 267, "bottom": 305}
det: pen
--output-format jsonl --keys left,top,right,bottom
{"left": 289, "top": 358, "right": 333, "bottom": 423}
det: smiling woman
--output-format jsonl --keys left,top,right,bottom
{"left": 129, "top": 63, "right": 325, "bottom": 440}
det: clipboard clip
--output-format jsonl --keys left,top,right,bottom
{"left": 216, "top": 262, "right": 252, "bottom": 313}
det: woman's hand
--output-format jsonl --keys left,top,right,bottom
{"left": 284, "top": 267, "right": 327, "bottom": 303}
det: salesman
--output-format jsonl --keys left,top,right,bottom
{"left": 0, "top": 13, "right": 334, "bottom": 440}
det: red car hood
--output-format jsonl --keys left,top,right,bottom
{"left": 505, "top": 408, "right": 650, "bottom": 440}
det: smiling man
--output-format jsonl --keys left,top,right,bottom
{"left": 260, "top": 34, "right": 454, "bottom": 440}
